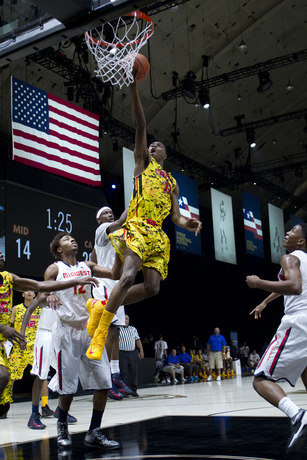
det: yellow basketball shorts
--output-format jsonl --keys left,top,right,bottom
{"left": 109, "top": 220, "right": 170, "bottom": 280}
{"left": 9, "top": 345, "right": 34, "bottom": 380}
{"left": 0, "top": 347, "right": 13, "bottom": 405}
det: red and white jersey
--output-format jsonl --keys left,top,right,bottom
{"left": 278, "top": 250, "right": 307, "bottom": 315}
{"left": 52, "top": 261, "right": 92, "bottom": 327}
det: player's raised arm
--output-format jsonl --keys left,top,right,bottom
{"left": 130, "top": 80, "right": 150, "bottom": 176}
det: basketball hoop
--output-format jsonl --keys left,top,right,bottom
{"left": 85, "top": 11, "right": 154, "bottom": 88}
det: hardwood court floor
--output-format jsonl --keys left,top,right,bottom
{"left": 1, "top": 376, "right": 307, "bottom": 460}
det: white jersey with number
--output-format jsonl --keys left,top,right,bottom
{"left": 51, "top": 261, "right": 91, "bottom": 328}
{"left": 93, "top": 222, "right": 125, "bottom": 326}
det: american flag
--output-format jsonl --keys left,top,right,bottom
{"left": 178, "top": 195, "right": 199, "bottom": 220}
{"left": 11, "top": 77, "right": 101, "bottom": 186}
{"left": 243, "top": 208, "right": 263, "bottom": 240}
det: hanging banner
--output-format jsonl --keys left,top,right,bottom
{"left": 242, "top": 190, "right": 264, "bottom": 258}
{"left": 172, "top": 171, "right": 202, "bottom": 256}
{"left": 211, "top": 188, "right": 237, "bottom": 265}
{"left": 268, "top": 203, "right": 286, "bottom": 264}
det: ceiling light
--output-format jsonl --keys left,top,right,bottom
{"left": 238, "top": 39, "right": 247, "bottom": 52}
{"left": 198, "top": 87, "right": 210, "bottom": 109}
{"left": 246, "top": 128, "right": 256, "bottom": 148}
{"left": 182, "top": 71, "right": 196, "bottom": 99}
{"left": 285, "top": 81, "right": 294, "bottom": 92}
{"left": 257, "top": 71, "right": 272, "bottom": 93}
{"left": 237, "top": 94, "right": 243, "bottom": 101}
{"left": 272, "top": 138, "right": 277, "bottom": 144}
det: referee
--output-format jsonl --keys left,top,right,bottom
{"left": 119, "top": 315, "right": 144, "bottom": 397}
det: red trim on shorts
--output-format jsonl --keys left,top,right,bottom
{"left": 135, "top": 177, "right": 139, "bottom": 218}
{"left": 257, "top": 335, "right": 277, "bottom": 368}
{"left": 269, "top": 327, "right": 291, "bottom": 376}
{"left": 146, "top": 219, "right": 156, "bottom": 226}
{"left": 38, "top": 347, "right": 43, "bottom": 377}
{"left": 104, "top": 285, "right": 108, "bottom": 300}
{"left": 58, "top": 351, "right": 62, "bottom": 391}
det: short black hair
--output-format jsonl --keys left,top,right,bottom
{"left": 50, "top": 232, "right": 70, "bottom": 259}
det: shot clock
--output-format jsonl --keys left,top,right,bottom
{"left": 5, "top": 183, "right": 98, "bottom": 278}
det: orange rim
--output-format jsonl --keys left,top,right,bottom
{"left": 85, "top": 10, "right": 154, "bottom": 48}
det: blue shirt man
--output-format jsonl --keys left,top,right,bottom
{"left": 206, "top": 327, "right": 227, "bottom": 381}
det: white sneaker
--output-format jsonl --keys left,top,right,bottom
{"left": 216, "top": 375, "right": 221, "bottom": 381}
{"left": 207, "top": 375, "right": 212, "bottom": 381}
{"left": 182, "top": 378, "right": 187, "bottom": 383}
{"left": 174, "top": 378, "right": 178, "bottom": 384}
{"left": 166, "top": 376, "right": 171, "bottom": 383}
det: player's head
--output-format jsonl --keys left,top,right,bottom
{"left": 50, "top": 232, "right": 77, "bottom": 259}
{"left": 284, "top": 223, "right": 307, "bottom": 252}
{"left": 125, "top": 314, "right": 130, "bottom": 326}
{"left": 148, "top": 141, "right": 167, "bottom": 165}
{"left": 96, "top": 206, "right": 114, "bottom": 224}
{"left": 22, "top": 291, "right": 36, "bottom": 302}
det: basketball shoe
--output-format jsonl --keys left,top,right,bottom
{"left": 86, "top": 327, "right": 108, "bottom": 360}
{"left": 86, "top": 298, "right": 107, "bottom": 338}
{"left": 27, "top": 412, "right": 46, "bottom": 430}
{"left": 286, "top": 409, "right": 307, "bottom": 453}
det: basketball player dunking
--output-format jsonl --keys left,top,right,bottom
{"left": 86, "top": 77, "right": 202, "bottom": 361}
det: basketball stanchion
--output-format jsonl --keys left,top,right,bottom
{"left": 85, "top": 10, "right": 154, "bottom": 88}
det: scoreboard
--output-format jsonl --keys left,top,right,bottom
{"left": 3, "top": 182, "right": 98, "bottom": 278}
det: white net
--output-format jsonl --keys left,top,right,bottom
{"left": 85, "top": 12, "right": 154, "bottom": 88}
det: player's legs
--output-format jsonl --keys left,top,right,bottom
{"left": 0, "top": 364, "right": 10, "bottom": 397}
{"left": 87, "top": 248, "right": 141, "bottom": 360}
{"left": 253, "top": 375, "right": 287, "bottom": 407}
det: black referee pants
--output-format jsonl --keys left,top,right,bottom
{"left": 119, "top": 349, "right": 138, "bottom": 391}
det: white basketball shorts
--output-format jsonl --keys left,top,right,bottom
{"left": 31, "top": 328, "right": 55, "bottom": 380}
{"left": 255, "top": 313, "right": 307, "bottom": 387}
{"left": 48, "top": 320, "right": 111, "bottom": 395}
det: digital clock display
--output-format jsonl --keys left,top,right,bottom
{"left": 5, "top": 183, "right": 97, "bottom": 277}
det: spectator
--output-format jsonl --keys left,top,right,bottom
{"left": 248, "top": 349, "right": 260, "bottom": 370}
{"left": 163, "top": 349, "right": 186, "bottom": 384}
{"left": 154, "top": 334, "right": 168, "bottom": 374}
{"left": 206, "top": 327, "right": 227, "bottom": 381}
{"left": 119, "top": 315, "right": 144, "bottom": 397}
{"left": 195, "top": 349, "right": 209, "bottom": 378}
{"left": 240, "top": 342, "right": 250, "bottom": 369}
{"left": 178, "top": 346, "right": 199, "bottom": 382}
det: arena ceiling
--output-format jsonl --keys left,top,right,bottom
{"left": 0, "top": 0, "right": 307, "bottom": 223}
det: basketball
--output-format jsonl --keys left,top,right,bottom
{"left": 133, "top": 53, "right": 150, "bottom": 82}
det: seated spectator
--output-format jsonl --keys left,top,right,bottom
{"left": 178, "top": 346, "right": 199, "bottom": 382}
{"left": 248, "top": 349, "right": 260, "bottom": 370}
{"left": 189, "top": 349, "right": 200, "bottom": 381}
{"left": 195, "top": 349, "right": 209, "bottom": 378}
{"left": 163, "top": 349, "right": 186, "bottom": 384}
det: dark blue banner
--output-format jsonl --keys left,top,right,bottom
{"left": 290, "top": 214, "right": 303, "bottom": 229}
{"left": 172, "top": 171, "right": 202, "bottom": 256}
{"left": 242, "top": 190, "right": 264, "bottom": 258}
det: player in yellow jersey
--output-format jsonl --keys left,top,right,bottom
{"left": 9, "top": 292, "right": 40, "bottom": 387}
{"left": 0, "top": 251, "right": 99, "bottom": 418}
{"left": 87, "top": 77, "right": 202, "bottom": 361}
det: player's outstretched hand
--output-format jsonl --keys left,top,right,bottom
{"left": 78, "top": 276, "right": 99, "bottom": 288}
{"left": 46, "top": 294, "right": 62, "bottom": 310}
{"left": 186, "top": 218, "right": 202, "bottom": 236}
{"left": 250, "top": 301, "right": 266, "bottom": 319}
{"left": 246, "top": 275, "right": 261, "bottom": 289}
{"left": 0, "top": 325, "right": 26, "bottom": 347}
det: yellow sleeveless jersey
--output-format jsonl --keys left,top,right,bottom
{"left": 127, "top": 157, "right": 176, "bottom": 228}
{"left": 0, "top": 271, "right": 13, "bottom": 342}
{"left": 13, "top": 303, "right": 41, "bottom": 348}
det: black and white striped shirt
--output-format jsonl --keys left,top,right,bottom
{"left": 119, "top": 326, "right": 140, "bottom": 351}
